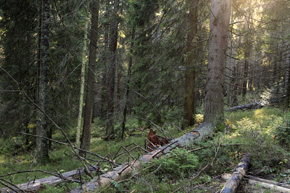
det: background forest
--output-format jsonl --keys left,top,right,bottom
{"left": 1, "top": 0, "right": 290, "bottom": 192}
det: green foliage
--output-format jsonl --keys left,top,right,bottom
{"left": 231, "top": 116, "right": 287, "bottom": 173}
{"left": 40, "top": 182, "right": 79, "bottom": 193}
{"left": 226, "top": 108, "right": 283, "bottom": 127}
{"left": 150, "top": 148, "right": 199, "bottom": 178}
{"left": 275, "top": 115, "right": 290, "bottom": 148}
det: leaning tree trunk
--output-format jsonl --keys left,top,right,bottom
{"left": 203, "top": 0, "right": 231, "bottom": 125}
{"left": 183, "top": 0, "right": 199, "bottom": 128}
{"left": 80, "top": 0, "right": 99, "bottom": 155}
{"left": 36, "top": 0, "right": 50, "bottom": 164}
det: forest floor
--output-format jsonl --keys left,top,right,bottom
{"left": 1, "top": 107, "right": 290, "bottom": 192}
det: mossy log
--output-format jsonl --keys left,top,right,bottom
{"left": 220, "top": 153, "right": 251, "bottom": 193}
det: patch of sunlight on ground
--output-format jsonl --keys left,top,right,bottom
{"left": 0, "top": 156, "right": 6, "bottom": 164}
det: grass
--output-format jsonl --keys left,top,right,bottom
{"left": 225, "top": 107, "right": 284, "bottom": 127}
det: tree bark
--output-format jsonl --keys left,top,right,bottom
{"left": 76, "top": 15, "right": 89, "bottom": 148}
{"left": 121, "top": 28, "right": 135, "bottom": 140}
{"left": 227, "top": 10, "right": 234, "bottom": 107}
{"left": 203, "top": 0, "right": 231, "bottom": 125}
{"left": 106, "top": 0, "right": 120, "bottom": 137}
{"left": 80, "top": 0, "right": 99, "bottom": 154}
{"left": 242, "top": 20, "right": 250, "bottom": 98}
{"left": 183, "top": 0, "right": 198, "bottom": 128}
{"left": 36, "top": 0, "right": 50, "bottom": 164}
{"left": 285, "top": 50, "right": 290, "bottom": 109}
{"left": 242, "top": 56, "right": 249, "bottom": 97}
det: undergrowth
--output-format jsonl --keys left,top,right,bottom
{"left": 1, "top": 108, "right": 290, "bottom": 192}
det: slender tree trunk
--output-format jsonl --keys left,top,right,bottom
{"left": 121, "top": 28, "right": 135, "bottom": 140}
{"left": 256, "top": 54, "right": 261, "bottom": 89}
{"left": 285, "top": 50, "right": 290, "bottom": 93}
{"left": 116, "top": 72, "right": 121, "bottom": 114}
{"left": 249, "top": 59, "right": 253, "bottom": 92}
{"left": 285, "top": 51, "right": 290, "bottom": 108}
{"left": 243, "top": 56, "right": 249, "bottom": 97}
{"left": 203, "top": 0, "right": 231, "bottom": 125}
{"left": 106, "top": 0, "right": 120, "bottom": 137}
{"left": 80, "top": 0, "right": 99, "bottom": 154}
{"left": 227, "top": 10, "right": 234, "bottom": 106}
{"left": 76, "top": 17, "right": 89, "bottom": 148}
{"left": 276, "top": 46, "right": 282, "bottom": 95}
{"left": 36, "top": 0, "right": 50, "bottom": 164}
{"left": 243, "top": 21, "right": 250, "bottom": 98}
{"left": 273, "top": 51, "right": 277, "bottom": 93}
{"left": 183, "top": 0, "right": 198, "bottom": 128}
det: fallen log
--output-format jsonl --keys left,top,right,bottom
{"left": 245, "top": 175, "right": 290, "bottom": 192}
{"left": 70, "top": 122, "right": 214, "bottom": 193}
{"left": 227, "top": 96, "right": 286, "bottom": 112}
{"left": 228, "top": 102, "right": 262, "bottom": 112}
{"left": 222, "top": 174, "right": 290, "bottom": 192}
{"left": 220, "top": 153, "right": 251, "bottom": 193}
{"left": 0, "top": 166, "right": 97, "bottom": 193}
{"left": 247, "top": 178, "right": 290, "bottom": 192}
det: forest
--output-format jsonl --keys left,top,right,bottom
{"left": 1, "top": 0, "right": 290, "bottom": 192}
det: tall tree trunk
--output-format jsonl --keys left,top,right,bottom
{"left": 285, "top": 51, "right": 290, "bottom": 109}
{"left": 116, "top": 72, "right": 121, "bottom": 114}
{"left": 276, "top": 46, "right": 282, "bottom": 95}
{"left": 76, "top": 16, "right": 89, "bottom": 148}
{"left": 106, "top": 0, "right": 120, "bottom": 137}
{"left": 203, "top": 0, "right": 231, "bottom": 125}
{"left": 285, "top": 49, "right": 290, "bottom": 94}
{"left": 80, "top": 0, "right": 99, "bottom": 154}
{"left": 121, "top": 28, "right": 135, "bottom": 140}
{"left": 227, "top": 10, "right": 234, "bottom": 106}
{"left": 243, "top": 21, "right": 250, "bottom": 98}
{"left": 183, "top": 0, "right": 198, "bottom": 128}
{"left": 36, "top": 0, "right": 50, "bottom": 164}
{"left": 243, "top": 55, "right": 249, "bottom": 97}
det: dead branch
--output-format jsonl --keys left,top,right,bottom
{"left": 0, "top": 166, "right": 94, "bottom": 193}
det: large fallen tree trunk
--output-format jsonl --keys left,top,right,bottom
{"left": 220, "top": 153, "right": 251, "bottom": 193}
{"left": 70, "top": 122, "right": 214, "bottom": 193}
